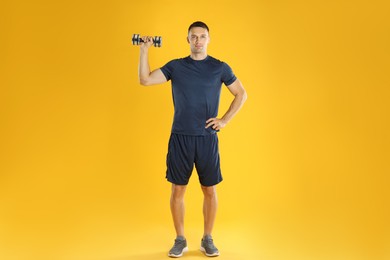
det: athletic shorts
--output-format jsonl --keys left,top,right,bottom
{"left": 166, "top": 133, "right": 223, "bottom": 186}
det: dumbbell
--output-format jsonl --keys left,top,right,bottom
{"left": 132, "top": 34, "right": 162, "bottom": 47}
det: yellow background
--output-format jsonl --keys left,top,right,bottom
{"left": 1, "top": 0, "right": 389, "bottom": 259}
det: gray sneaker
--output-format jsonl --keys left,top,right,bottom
{"left": 200, "top": 235, "right": 220, "bottom": 257}
{"left": 168, "top": 236, "right": 188, "bottom": 258}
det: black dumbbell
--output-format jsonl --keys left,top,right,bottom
{"left": 132, "top": 34, "right": 162, "bottom": 47}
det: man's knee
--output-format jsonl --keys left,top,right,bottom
{"left": 171, "top": 184, "right": 187, "bottom": 199}
{"left": 201, "top": 185, "right": 217, "bottom": 198}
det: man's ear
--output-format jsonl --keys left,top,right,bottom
{"left": 187, "top": 37, "right": 190, "bottom": 44}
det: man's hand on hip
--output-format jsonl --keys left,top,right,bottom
{"left": 205, "top": 118, "right": 227, "bottom": 131}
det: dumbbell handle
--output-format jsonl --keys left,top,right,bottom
{"left": 138, "top": 38, "right": 149, "bottom": 43}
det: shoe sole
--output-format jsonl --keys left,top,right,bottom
{"left": 200, "top": 246, "right": 220, "bottom": 257}
{"left": 168, "top": 246, "right": 188, "bottom": 258}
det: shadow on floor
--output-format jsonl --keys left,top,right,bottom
{"left": 106, "top": 249, "right": 207, "bottom": 260}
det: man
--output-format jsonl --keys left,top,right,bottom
{"left": 138, "top": 21, "right": 247, "bottom": 258}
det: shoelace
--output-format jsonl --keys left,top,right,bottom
{"left": 172, "top": 239, "right": 186, "bottom": 250}
{"left": 203, "top": 238, "right": 217, "bottom": 249}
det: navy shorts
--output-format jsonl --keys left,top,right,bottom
{"left": 166, "top": 133, "right": 223, "bottom": 186}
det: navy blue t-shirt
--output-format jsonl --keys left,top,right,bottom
{"left": 160, "top": 55, "right": 237, "bottom": 136}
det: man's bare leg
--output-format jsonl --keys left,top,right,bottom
{"left": 170, "top": 184, "right": 187, "bottom": 237}
{"left": 200, "top": 184, "right": 220, "bottom": 256}
{"left": 201, "top": 185, "right": 218, "bottom": 237}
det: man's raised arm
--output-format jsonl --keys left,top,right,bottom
{"left": 138, "top": 36, "right": 167, "bottom": 86}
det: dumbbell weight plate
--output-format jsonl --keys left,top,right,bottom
{"left": 132, "top": 34, "right": 141, "bottom": 45}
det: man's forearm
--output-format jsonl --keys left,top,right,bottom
{"left": 221, "top": 92, "right": 247, "bottom": 123}
{"left": 138, "top": 48, "right": 150, "bottom": 84}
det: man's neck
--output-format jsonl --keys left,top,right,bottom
{"left": 190, "top": 53, "right": 208, "bottom": 60}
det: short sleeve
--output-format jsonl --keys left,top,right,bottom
{"left": 160, "top": 60, "right": 175, "bottom": 81}
{"left": 221, "top": 62, "right": 237, "bottom": 86}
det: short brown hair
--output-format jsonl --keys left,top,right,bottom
{"left": 188, "top": 21, "right": 209, "bottom": 33}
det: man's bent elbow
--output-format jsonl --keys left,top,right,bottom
{"left": 139, "top": 77, "right": 151, "bottom": 86}
{"left": 241, "top": 90, "right": 248, "bottom": 103}
{"left": 243, "top": 91, "right": 248, "bottom": 102}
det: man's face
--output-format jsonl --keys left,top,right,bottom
{"left": 187, "top": 27, "right": 210, "bottom": 54}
